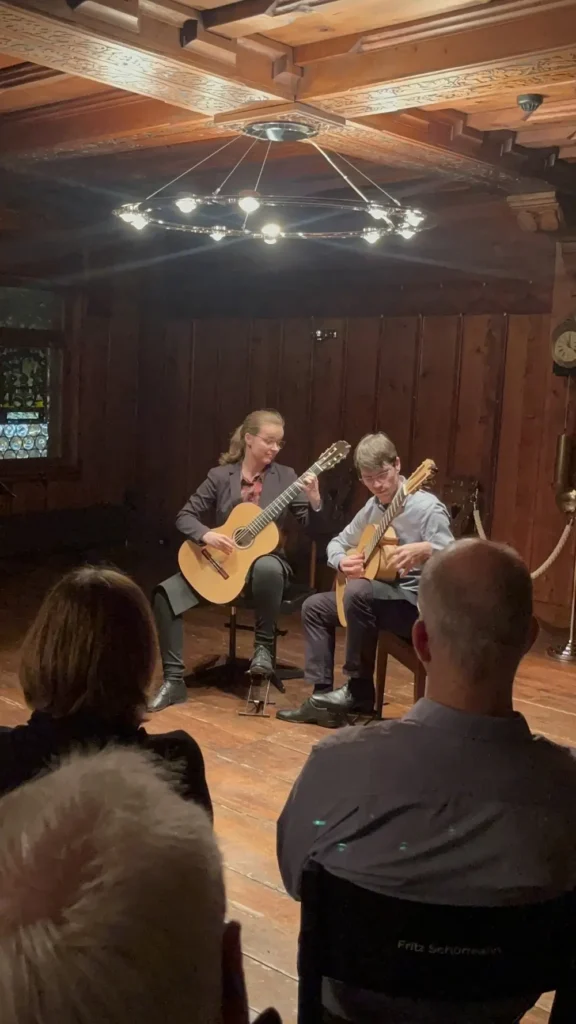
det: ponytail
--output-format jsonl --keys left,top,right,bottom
{"left": 219, "top": 409, "right": 284, "bottom": 465}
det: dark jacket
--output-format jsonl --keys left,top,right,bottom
{"left": 176, "top": 461, "right": 316, "bottom": 544}
{"left": 0, "top": 711, "right": 213, "bottom": 820}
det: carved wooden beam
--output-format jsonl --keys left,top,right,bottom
{"left": 0, "top": 93, "right": 215, "bottom": 162}
{"left": 506, "top": 191, "right": 564, "bottom": 232}
{"left": 213, "top": 102, "right": 525, "bottom": 184}
{"left": 299, "top": 5, "right": 576, "bottom": 115}
{"left": 0, "top": 0, "right": 287, "bottom": 113}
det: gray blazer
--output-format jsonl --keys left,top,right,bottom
{"left": 176, "top": 461, "right": 312, "bottom": 542}
{"left": 158, "top": 461, "right": 316, "bottom": 616}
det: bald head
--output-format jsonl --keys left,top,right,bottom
{"left": 418, "top": 539, "right": 533, "bottom": 689}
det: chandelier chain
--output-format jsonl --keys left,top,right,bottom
{"left": 213, "top": 140, "right": 258, "bottom": 195}
{"left": 144, "top": 136, "right": 241, "bottom": 201}
{"left": 310, "top": 141, "right": 370, "bottom": 203}
{"left": 331, "top": 151, "right": 402, "bottom": 207}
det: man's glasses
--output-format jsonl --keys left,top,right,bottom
{"left": 360, "top": 466, "right": 395, "bottom": 486}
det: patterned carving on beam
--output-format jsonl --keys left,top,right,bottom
{"left": 0, "top": 2, "right": 276, "bottom": 115}
{"left": 309, "top": 48, "right": 576, "bottom": 118}
{"left": 213, "top": 102, "right": 520, "bottom": 183}
{"left": 507, "top": 191, "right": 564, "bottom": 232}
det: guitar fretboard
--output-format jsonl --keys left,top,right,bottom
{"left": 244, "top": 460, "right": 323, "bottom": 538}
{"left": 364, "top": 483, "right": 407, "bottom": 561}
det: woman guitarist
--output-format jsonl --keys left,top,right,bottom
{"left": 149, "top": 409, "right": 322, "bottom": 712}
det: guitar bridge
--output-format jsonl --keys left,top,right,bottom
{"left": 201, "top": 548, "right": 230, "bottom": 579}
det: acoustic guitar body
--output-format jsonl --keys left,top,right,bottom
{"left": 335, "top": 524, "right": 399, "bottom": 628}
{"left": 178, "top": 502, "right": 280, "bottom": 605}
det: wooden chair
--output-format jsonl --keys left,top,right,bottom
{"left": 374, "top": 631, "right": 426, "bottom": 718}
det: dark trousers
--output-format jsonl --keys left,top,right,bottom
{"left": 302, "top": 579, "right": 418, "bottom": 694}
{"left": 153, "top": 555, "right": 287, "bottom": 684}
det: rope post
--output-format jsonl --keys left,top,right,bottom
{"left": 548, "top": 535, "right": 576, "bottom": 663}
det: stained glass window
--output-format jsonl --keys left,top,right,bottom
{"left": 0, "top": 286, "right": 63, "bottom": 460}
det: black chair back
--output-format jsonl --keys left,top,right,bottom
{"left": 298, "top": 863, "right": 576, "bottom": 1024}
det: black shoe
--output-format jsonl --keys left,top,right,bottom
{"left": 311, "top": 681, "right": 374, "bottom": 715}
{"left": 276, "top": 697, "right": 342, "bottom": 728}
{"left": 148, "top": 679, "right": 188, "bottom": 713}
{"left": 249, "top": 645, "right": 274, "bottom": 678}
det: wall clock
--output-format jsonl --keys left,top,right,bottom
{"left": 552, "top": 318, "right": 576, "bottom": 376}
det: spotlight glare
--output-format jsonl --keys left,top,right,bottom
{"left": 210, "top": 228, "right": 226, "bottom": 241}
{"left": 399, "top": 227, "right": 416, "bottom": 240}
{"left": 131, "top": 214, "right": 149, "bottom": 231}
{"left": 405, "top": 209, "right": 424, "bottom": 227}
{"left": 368, "top": 205, "right": 386, "bottom": 221}
{"left": 263, "top": 237, "right": 278, "bottom": 245}
{"left": 363, "top": 229, "right": 381, "bottom": 245}
{"left": 261, "top": 222, "right": 281, "bottom": 239}
{"left": 175, "top": 196, "right": 197, "bottom": 214}
{"left": 238, "top": 193, "right": 261, "bottom": 214}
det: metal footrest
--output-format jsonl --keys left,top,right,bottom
{"left": 239, "top": 675, "right": 274, "bottom": 718}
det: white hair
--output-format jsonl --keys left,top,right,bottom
{"left": 0, "top": 748, "right": 224, "bottom": 1024}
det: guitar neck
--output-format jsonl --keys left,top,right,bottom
{"left": 364, "top": 484, "right": 406, "bottom": 560}
{"left": 248, "top": 461, "right": 322, "bottom": 537}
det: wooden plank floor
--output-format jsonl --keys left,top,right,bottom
{"left": 0, "top": 554, "right": 575, "bottom": 1022}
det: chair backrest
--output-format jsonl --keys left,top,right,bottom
{"left": 298, "top": 863, "right": 576, "bottom": 1023}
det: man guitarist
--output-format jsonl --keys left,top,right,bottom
{"left": 149, "top": 409, "right": 322, "bottom": 712}
{"left": 277, "top": 433, "right": 454, "bottom": 726}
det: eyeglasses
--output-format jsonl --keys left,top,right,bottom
{"left": 258, "top": 436, "right": 284, "bottom": 450}
{"left": 360, "top": 466, "right": 395, "bottom": 486}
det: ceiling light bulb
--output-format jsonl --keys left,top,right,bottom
{"left": 368, "top": 205, "right": 386, "bottom": 221}
{"left": 261, "top": 222, "right": 281, "bottom": 239}
{"left": 238, "top": 194, "right": 260, "bottom": 214}
{"left": 175, "top": 196, "right": 197, "bottom": 214}
{"left": 210, "top": 228, "right": 226, "bottom": 241}
{"left": 363, "top": 229, "right": 381, "bottom": 245}
{"left": 405, "top": 209, "right": 424, "bottom": 227}
{"left": 399, "top": 227, "right": 416, "bottom": 240}
{"left": 263, "top": 237, "right": 278, "bottom": 245}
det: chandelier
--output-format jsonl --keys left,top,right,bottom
{"left": 114, "top": 121, "right": 426, "bottom": 246}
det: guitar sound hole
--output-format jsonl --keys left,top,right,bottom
{"left": 233, "top": 529, "right": 254, "bottom": 550}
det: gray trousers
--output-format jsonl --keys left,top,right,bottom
{"left": 154, "top": 555, "right": 288, "bottom": 684}
{"left": 302, "top": 578, "right": 418, "bottom": 693}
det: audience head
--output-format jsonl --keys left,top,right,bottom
{"left": 414, "top": 539, "right": 536, "bottom": 713}
{"left": 0, "top": 748, "right": 253, "bottom": 1024}
{"left": 354, "top": 433, "right": 400, "bottom": 504}
{"left": 20, "top": 566, "right": 157, "bottom": 725}
{"left": 220, "top": 408, "right": 285, "bottom": 466}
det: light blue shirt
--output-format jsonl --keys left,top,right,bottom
{"left": 326, "top": 483, "right": 454, "bottom": 601}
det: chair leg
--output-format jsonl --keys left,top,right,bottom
{"left": 228, "top": 606, "right": 237, "bottom": 662}
{"left": 414, "top": 661, "right": 426, "bottom": 703}
{"left": 375, "top": 641, "right": 388, "bottom": 719}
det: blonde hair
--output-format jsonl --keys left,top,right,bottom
{"left": 0, "top": 747, "right": 224, "bottom": 1024}
{"left": 20, "top": 566, "right": 157, "bottom": 724}
{"left": 219, "top": 408, "right": 284, "bottom": 465}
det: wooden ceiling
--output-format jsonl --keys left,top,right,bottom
{"left": 0, "top": 0, "right": 575, "bottom": 273}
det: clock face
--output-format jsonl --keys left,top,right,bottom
{"left": 554, "top": 330, "right": 576, "bottom": 367}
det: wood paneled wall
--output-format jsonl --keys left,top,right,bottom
{"left": 136, "top": 312, "right": 574, "bottom": 623}
{"left": 3, "top": 300, "right": 573, "bottom": 623}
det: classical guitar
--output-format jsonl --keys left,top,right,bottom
{"left": 335, "top": 459, "right": 437, "bottom": 628}
{"left": 178, "top": 441, "right": 351, "bottom": 604}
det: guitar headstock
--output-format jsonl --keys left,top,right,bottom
{"left": 314, "top": 441, "right": 351, "bottom": 473}
{"left": 405, "top": 458, "right": 437, "bottom": 495}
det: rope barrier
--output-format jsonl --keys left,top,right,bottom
{"left": 473, "top": 507, "right": 575, "bottom": 580}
